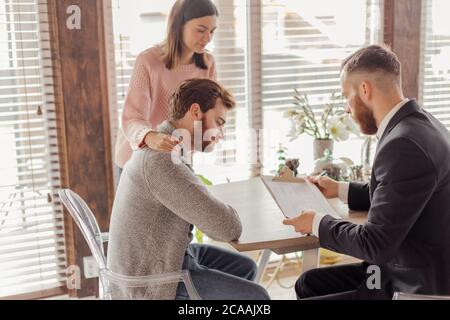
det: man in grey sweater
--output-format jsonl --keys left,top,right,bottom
{"left": 107, "top": 79, "right": 270, "bottom": 300}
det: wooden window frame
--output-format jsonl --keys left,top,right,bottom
{"left": 46, "top": 0, "right": 115, "bottom": 298}
{"left": 384, "top": 0, "right": 423, "bottom": 99}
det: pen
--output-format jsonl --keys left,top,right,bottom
{"left": 318, "top": 171, "right": 328, "bottom": 177}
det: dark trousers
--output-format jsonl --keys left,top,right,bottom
{"left": 176, "top": 243, "right": 270, "bottom": 300}
{"left": 296, "top": 263, "right": 368, "bottom": 300}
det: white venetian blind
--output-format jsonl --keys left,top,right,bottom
{"left": 193, "top": 0, "right": 250, "bottom": 183}
{"left": 0, "top": 0, "right": 67, "bottom": 298}
{"left": 260, "top": 0, "right": 383, "bottom": 173}
{"left": 420, "top": 0, "right": 450, "bottom": 129}
{"left": 108, "top": 0, "right": 250, "bottom": 184}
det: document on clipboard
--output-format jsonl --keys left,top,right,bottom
{"left": 260, "top": 175, "right": 342, "bottom": 219}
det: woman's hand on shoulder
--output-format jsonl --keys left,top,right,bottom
{"left": 144, "top": 132, "right": 181, "bottom": 152}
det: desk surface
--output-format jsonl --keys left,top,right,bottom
{"left": 209, "top": 178, "right": 367, "bottom": 255}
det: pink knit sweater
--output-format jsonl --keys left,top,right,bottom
{"left": 114, "top": 46, "right": 216, "bottom": 168}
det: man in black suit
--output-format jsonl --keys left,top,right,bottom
{"left": 283, "top": 45, "right": 450, "bottom": 300}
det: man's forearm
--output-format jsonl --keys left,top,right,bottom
{"left": 348, "top": 182, "right": 371, "bottom": 211}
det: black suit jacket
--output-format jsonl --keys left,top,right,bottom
{"left": 319, "top": 100, "right": 450, "bottom": 299}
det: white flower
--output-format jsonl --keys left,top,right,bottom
{"left": 283, "top": 109, "right": 298, "bottom": 118}
{"left": 327, "top": 117, "right": 349, "bottom": 142}
{"left": 287, "top": 122, "right": 299, "bottom": 141}
{"left": 323, "top": 104, "right": 333, "bottom": 115}
{"left": 342, "top": 115, "right": 360, "bottom": 136}
{"left": 295, "top": 113, "right": 305, "bottom": 123}
{"left": 296, "top": 122, "right": 305, "bottom": 135}
{"left": 287, "top": 118, "right": 305, "bottom": 141}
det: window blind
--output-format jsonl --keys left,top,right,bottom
{"left": 107, "top": 0, "right": 383, "bottom": 181}
{"left": 108, "top": 0, "right": 251, "bottom": 184}
{"left": 193, "top": 0, "right": 250, "bottom": 183}
{"left": 420, "top": 0, "right": 450, "bottom": 129}
{"left": 0, "top": 0, "right": 66, "bottom": 299}
{"left": 260, "top": 0, "right": 383, "bottom": 173}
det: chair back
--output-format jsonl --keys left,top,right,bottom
{"left": 393, "top": 292, "right": 450, "bottom": 300}
{"left": 58, "top": 189, "right": 201, "bottom": 300}
{"left": 58, "top": 189, "right": 106, "bottom": 270}
{"left": 99, "top": 269, "right": 199, "bottom": 300}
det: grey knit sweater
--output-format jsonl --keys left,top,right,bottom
{"left": 107, "top": 121, "right": 242, "bottom": 299}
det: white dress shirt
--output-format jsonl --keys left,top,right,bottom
{"left": 311, "top": 98, "right": 410, "bottom": 237}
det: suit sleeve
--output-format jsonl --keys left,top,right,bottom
{"left": 348, "top": 182, "right": 371, "bottom": 211}
{"left": 318, "top": 137, "right": 437, "bottom": 264}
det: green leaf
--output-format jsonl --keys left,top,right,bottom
{"left": 197, "top": 174, "right": 213, "bottom": 186}
{"left": 195, "top": 228, "right": 204, "bottom": 244}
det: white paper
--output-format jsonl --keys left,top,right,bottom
{"left": 261, "top": 176, "right": 341, "bottom": 219}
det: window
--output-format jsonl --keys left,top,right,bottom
{"left": 0, "top": 0, "right": 66, "bottom": 298}
{"left": 261, "top": 0, "right": 383, "bottom": 174}
{"left": 108, "top": 0, "right": 383, "bottom": 183}
{"left": 420, "top": 0, "right": 450, "bottom": 129}
{"left": 109, "top": 0, "right": 250, "bottom": 184}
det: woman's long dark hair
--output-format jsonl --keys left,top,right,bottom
{"left": 161, "top": 0, "right": 218, "bottom": 70}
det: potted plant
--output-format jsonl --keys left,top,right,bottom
{"left": 273, "top": 143, "right": 301, "bottom": 177}
{"left": 284, "top": 89, "right": 359, "bottom": 159}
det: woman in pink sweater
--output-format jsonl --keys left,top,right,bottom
{"left": 115, "top": 0, "right": 218, "bottom": 169}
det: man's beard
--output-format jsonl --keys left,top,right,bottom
{"left": 353, "top": 94, "right": 378, "bottom": 135}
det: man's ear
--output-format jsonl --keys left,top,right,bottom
{"left": 359, "top": 80, "right": 372, "bottom": 101}
{"left": 189, "top": 103, "right": 203, "bottom": 121}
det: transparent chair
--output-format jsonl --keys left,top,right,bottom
{"left": 393, "top": 292, "right": 450, "bottom": 300}
{"left": 58, "top": 189, "right": 200, "bottom": 300}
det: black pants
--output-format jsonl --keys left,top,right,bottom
{"left": 176, "top": 244, "right": 270, "bottom": 300}
{"left": 296, "top": 263, "right": 368, "bottom": 300}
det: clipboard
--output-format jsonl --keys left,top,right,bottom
{"left": 261, "top": 167, "right": 341, "bottom": 219}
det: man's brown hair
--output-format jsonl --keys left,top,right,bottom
{"left": 170, "top": 78, "right": 235, "bottom": 120}
{"left": 341, "top": 45, "right": 402, "bottom": 86}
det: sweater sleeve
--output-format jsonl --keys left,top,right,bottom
{"left": 143, "top": 153, "right": 242, "bottom": 242}
{"left": 121, "top": 53, "right": 154, "bottom": 150}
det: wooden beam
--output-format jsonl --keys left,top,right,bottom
{"left": 384, "top": 0, "right": 423, "bottom": 99}
{"left": 47, "top": 0, "right": 114, "bottom": 298}
{"left": 4, "top": 286, "right": 67, "bottom": 301}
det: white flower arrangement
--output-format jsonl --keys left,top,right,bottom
{"left": 284, "top": 89, "right": 360, "bottom": 142}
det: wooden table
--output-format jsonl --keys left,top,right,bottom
{"left": 209, "top": 178, "right": 367, "bottom": 283}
